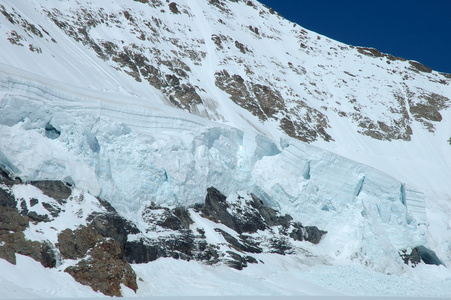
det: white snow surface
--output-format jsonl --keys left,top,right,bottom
{"left": 0, "top": 0, "right": 450, "bottom": 298}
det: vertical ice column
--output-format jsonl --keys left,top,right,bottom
{"left": 403, "top": 184, "right": 427, "bottom": 224}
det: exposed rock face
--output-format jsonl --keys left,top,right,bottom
{"left": 0, "top": 185, "right": 16, "bottom": 207}
{"left": 58, "top": 226, "right": 102, "bottom": 259}
{"left": 88, "top": 209, "right": 139, "bottom": 248}
{"left": 0, "top": 171, "right": 58, "bottom": 267}
{"left": 125, "top": 187, "right": 327, "bottom": 271}
{"left": 201, "top": 187, "right": 326, "bottom": 244}
{"left": 56, "top": 199, "right": 140, "bottom": 295}
{"left": 214, "top": 70, "right": 333, "bottom": 143}
{"left": 1, "top": 1, "right": 450, "bottom": 146}
{"left": 1, "top": 166, "right": 328, "bottom": 293}
{"left": 30, "top": 180, "right": 71, "bottom": 204}
{"left": 0, "top": 205, "right": 56, "bottom": 267}
{"left": 201, "top": 186, "right": 267, "bottom": 234}
{"left": 57, "top": 221, "right": 138, "bottom": 296}
{"left": 0, "top": 169, "right": 137, "bottom": 296}
{"left": 65, "top": 239, "right": 137, "bottom": 297}
{"left": 290, "top": 223, "right": 328, "bottom": 245}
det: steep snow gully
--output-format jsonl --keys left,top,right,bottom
{"left": 1, "top": 64, "right": 450, "bottom": 297}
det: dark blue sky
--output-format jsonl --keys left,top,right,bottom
{"left": 258, "top": 0, "right": 451, "bottom": 74}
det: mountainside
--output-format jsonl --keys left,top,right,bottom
{"left": 1, "top": 0, "right": 451, "bottom": 142}
{"left": 0, "top": 0, "right": 451, "bottom": 298}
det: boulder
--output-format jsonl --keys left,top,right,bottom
{"left": 290, "top": 222, "right": 327, "bottom": 244}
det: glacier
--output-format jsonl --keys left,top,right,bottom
{"left": 0, "top": 65, "right": 436, "bottom": 275}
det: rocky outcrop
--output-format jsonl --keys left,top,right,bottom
{"left": 57, "top": 221, "right": 138, "bottom": 296}
{"left": 0, "top": 171, "right": 57, "bottom": 267}
{"left": 201, "top": 187, "right": 267, "bottom": 234}
{"left": 65, "top": 239, "right": 137, "bottom": 297}
{"left": 125, "top": 187, "right": 326, "bottom": 270}
{"left": 0, "top": 204, "right": 56, "bottom": 267}
{"left": 1, "top": 167, "right": 327, "bottom": 295}
{"left": 0, "top": 185, "right": 16, "bottom": 207}
{"left": 0, "top": 169, "right": 138, "bottom": 296}
{"left": 201, "top": 187, "right": 327, "bottom": 244}
{"left": 30, "top": 180, "right": 71, "bottom": 204}
{"left": 290, "top": 223, "right": 328, "bottom": 245}
{"left": 56, "top": 199, "right": 140, "bottom": 295}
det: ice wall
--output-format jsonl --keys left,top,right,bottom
{"left": 0, "top": 70, "right": 428, "bottom": 271}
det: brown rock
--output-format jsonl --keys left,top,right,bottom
{"left": 57, "top": 226, "right": 102, "bottom": 259}
{"left": 65, "top": 239, "right": 137, "bottom": 296}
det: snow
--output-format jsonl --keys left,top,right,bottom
{"left": 2, "top": 254, "right": 450, "bottom": 299}
{"left": 0, "top": 255, "right": 101, "bottom": 299}
{"left": 0, "top": 0, "right": 450, "bottom": 298}
{"left": 1, "top": 59, "right": 450, "bottom": 298}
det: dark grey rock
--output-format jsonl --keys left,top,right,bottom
{"left": 201, "top": 187, "right": 266, "bottom": 234}
{"left": 250, "top": 194, "right": 292, "bottom": 228}
{"left": 42, "top": 202, "right": 61, "bottom": 217}
{"left": 0, "top": 187, "right": 16, "bottom": 208}
{"left": 225, "top": 251, "right": 248, "bottom": 270}
{"left": 157, "top": 210, "right": 184, "bottom": 231}
{"left": 305, "top": 226, "right": 327, "bottom": 244}
{"left": 124, "top": 239, "right": 166, "bottom": 264}
{"left": 0, "top": 167, "right": 21, "bottom": 187}
{"left": 215, "top": 228, "right": 262, "bottom": 253}
{"left": 19, "top": 199, "right": 28, "bottom": 215}
{"left": 40, "top": 242, "right": 56, "bottom": 268}
{"left": 290, "top": 222, "right": 327, "bottom": 244}
{"left": 269, "top": 237, "right": 293, "bottom": 255}
{"left": 141, "top": 204, "right": 192, "bottom": 231}
{"left": 172, "top": 207, "right": 193, "bottom": 229}
{"left": 202, "top": 187, "right": 239, "bottom": 232}
{"left": 30, "top": 181, "right": 71, "bottom": 204}
{"left": 88, "top": 212, "right": 135, "bottom": 248}
{"left": 245, "top": 255, "right": 258, "bottom": 264}
{"left": 27, "top": 211, "right": 50, "bottom": 223}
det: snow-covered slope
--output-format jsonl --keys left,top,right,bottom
{"left": 1, "top": 0, "right": 450, "bottom": 142}
{"left": 0, "top": 0, "right": 451, "bottom": 298}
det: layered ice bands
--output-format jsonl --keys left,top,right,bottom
{"left": 0, "top": 66, "right": 430, "bottom": 274}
